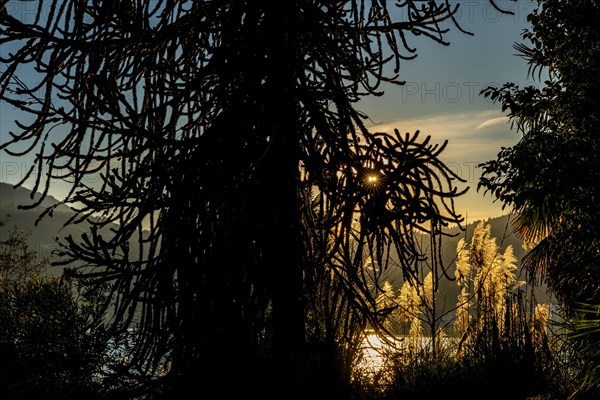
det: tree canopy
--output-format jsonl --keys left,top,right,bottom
{"left": 479, "top": 0, "right": 600, "bottom": 309}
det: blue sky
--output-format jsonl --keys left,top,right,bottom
{"left": 358, "top": 1, "right": 537, "bottom": 222}
{"left": 0, "top": 1, "right": 536, "bottom": 221}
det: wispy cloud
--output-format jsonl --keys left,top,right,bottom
{"left": 366, "top": 109, "right": 519, "bottom": 162}
{"left": 476, "top": 116, "right": 509, "bottom": 130}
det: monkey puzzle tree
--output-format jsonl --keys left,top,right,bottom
{"left": 0, "top": 0, "right": 510, "bottom": 396}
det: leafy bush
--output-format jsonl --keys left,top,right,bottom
{"left": 0, "top": 219, "right": 108, "bottom": 399}
{"left": 0, "top": 278, "right": 108, "bottom": 399}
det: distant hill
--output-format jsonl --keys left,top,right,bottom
{"left": 0, "top": 182, "right": 117, "bottom": 276}
{"left": 0, "top": 181, "right": 551, "bottom": 303}
{"left": 0, "top": 182, "right": 75, "bottom": 214}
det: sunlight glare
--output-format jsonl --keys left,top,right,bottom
{"left": 366, "top": 174, "right": 379, "bottom": 184}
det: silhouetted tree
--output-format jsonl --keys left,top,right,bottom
{"left": 480, "top": 4, "right": 600, "bottom": 396}
{"left": 0, "top": 221, "right": 48, "bottom": 283}
{"left": 479, "top": 0, "right": 600, "bottom": 310}
{"left": 0, "top": 0, "right": 510, "bottom": 396}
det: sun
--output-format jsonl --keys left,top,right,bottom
{"left": 363, "top": 172, "right": 384, "bottom": 192}
{"left": 366, "top": 175, "right": 379, "bottom": 184}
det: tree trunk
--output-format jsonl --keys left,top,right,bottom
{"left": 262, "top": 1, "right": 308, "bottom": 395}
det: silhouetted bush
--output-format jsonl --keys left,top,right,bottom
{"left": 0, "top": 277, "right": 109, "bottom": 399}
{"left": 0, "top": 219, "right": 109, "bottom": 399}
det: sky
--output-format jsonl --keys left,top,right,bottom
{"left": 0, "top": 1, "right": 536, "bottom": 222}
{"left": 358, "top": 0, "right": 537, "bottom": 222}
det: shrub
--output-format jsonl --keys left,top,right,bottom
{"left": 0, "top": 219, "right": 108, "bottom": 399}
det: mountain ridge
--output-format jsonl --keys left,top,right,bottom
{"left": 0, "top": 182, "right": 535, "bottom": 300}
{"left": 0, "top": 182, "right": 118, "bottom": 276}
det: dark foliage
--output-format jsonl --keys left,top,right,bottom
{"left": 479, "top": 0, "right": 600, "bottom": 310}
{"left": 478, "top": 1, "right": 600, "bottom": 396}
{"left": 0, "top": 220, "right": 107, "bottom": 400}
